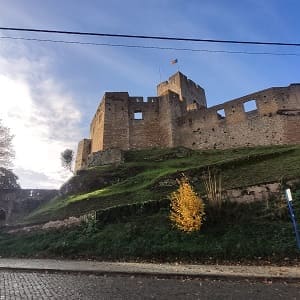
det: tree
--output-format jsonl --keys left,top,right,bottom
{"left": 0, "top": 119, "right": 15, "bottom": 168}
{"left": 61, "top": 149, "right": 74, "bottom": 174}
{"left": 169, "top": 175, "right": 205, "bottom": 233}
{"left": 0, "top": 167, "right": 20, "bottom": 190}
{"left": 0, "top": 120, "right": 19, "bottom": 190}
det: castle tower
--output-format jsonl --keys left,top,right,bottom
{"left": 74, "top": 139, "right": 91, "bottom": 171}
{"left": 90, "top": 92, "right": 130, "bottom": 152}
{"left": 157, "top": 72, "right": 207, "bottom": 110}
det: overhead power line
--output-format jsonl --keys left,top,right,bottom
{"left": 1, "top": 35, "right": 300, "bottom": 56}
{"left": 0, "top": 26, "right": 300, "bottom": 47}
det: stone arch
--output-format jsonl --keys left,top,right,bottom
{"left": 0, "top": 208, "right": 6, "bottom": 222}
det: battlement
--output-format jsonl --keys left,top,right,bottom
{"left": 129, "top": 96, "right": 159, "bottom": 103}
{"left": 75, "top": 72, "right": 300, "bottom": 172}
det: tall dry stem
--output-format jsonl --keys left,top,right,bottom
{"left": 202, "top": 168, "right": 222, "bottom": 209}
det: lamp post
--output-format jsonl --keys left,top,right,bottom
{"left": 285, "top": 188, "right": 300, "bottom": 250}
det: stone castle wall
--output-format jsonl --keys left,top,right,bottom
{"left": 75, "top": 72, "right": 300, "bottom": 171}
{"left": 176, "top": 85, "right": 300, "bottom": 149}
{"left": 102, "top": 92, "right": 130, "bottom": 150}
{"left": 86, "top": 148, "right": 123, "bottom": 168}
{"left": 90, "top": 100, "right": 105, "bottom": 153}
{"left": 285, "top": 115, "right": 300, "bottom": 143}
{"left": 128, "top": 96, "right": 163, "bottom": 149}
{"left": 0, "top": 189, "right": 58, "bottom": 225}
{"left": 75, "top": 139, "right": 91, "bottom": 171}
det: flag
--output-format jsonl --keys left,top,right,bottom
{"left": 171, "top": 58, "right": 178, "bottom": 64}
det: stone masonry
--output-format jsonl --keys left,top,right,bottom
{"left": 75, "top": 72, "right": 300, "bottom": 171}
{"left": 0, "top": 189, "right": 58, "bottom": 225}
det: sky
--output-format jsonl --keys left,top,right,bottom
{"left": 0, "top": 0, "right": 299, "bottom": 189}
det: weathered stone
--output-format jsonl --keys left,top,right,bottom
{"left": 75, "top": 139, "right": 91, "bottom": 171}
{"left": 158, "top": 179, "right": 177, "bottom": 187}
{"left": 0, "top": 189, "right": 57, "bottom": 225}
{"left": 225, "top": 182, "right": 282, "bottom": 203}
{"left": 87, "top": 148, "right": 123, "bottom": 168}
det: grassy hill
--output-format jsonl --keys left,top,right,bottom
{"left": 24, "top": 144, "right": 300, "bottom": 225}
{"left": 1, "top": 144, "right": 300, "bottom": 262}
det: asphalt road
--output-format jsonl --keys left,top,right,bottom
{"left": 0, "top": 271, "right": 299, "bottom": 300}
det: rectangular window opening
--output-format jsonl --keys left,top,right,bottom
{"left": 217, "top": 109, "right": 226, "bottom": 119}
{"left": 134, "top": 111, "right": 143, "bottom": 120}
{"left": 243, "top": 100, "right": 257, "bottom": 112}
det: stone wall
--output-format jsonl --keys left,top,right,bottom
{"left": 128, "top": 96, "right": 163, "bottom": 149}
{"left": 0, "top": 189, "right": 58, "bottom": 225}
{"left": 284, "top": 113, "right": 300, "bottom": 143}
{"left": 225, "top": 182, "right": 281, "bottom": 203}
{"left": 75, "top": 139, "right": 91, "bottom": 172}
{"left": 225, "top": 179, "right": 300, "bottom": 203}
{"left": 90, "top": 99, "right": 105, "bottom": 153}
{"left": 159, "top": 177, "right": 299, "bottom": 203}
{"left": 164, "top": 91, "right": 188, "bottom": 147}
{"left": 86, "top": 148, "right": 124, "bottom": 168}
{"left": 176, "top": 85, "right": 300, "bottom": 149}
{"left": 90, "top": 92, "right": 131, "bottom": 153}
{"left": 102, "top": 92, "right": 130, "bottom": 150}
{"left": 178, "top": 113, "right": 286, "bottom": 149}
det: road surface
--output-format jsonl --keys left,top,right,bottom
{"left": 0, "top": 270, "right": 299, "bottom": 299}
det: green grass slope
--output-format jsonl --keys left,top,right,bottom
{"left": 25, "top": 145, "right": 300, "bottom": 225}
{"left": 1, "top": 201, "right": 300, "bottom": 263}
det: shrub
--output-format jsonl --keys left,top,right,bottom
{"left": 169, "top": 175, "right": 205, "bottom": 232}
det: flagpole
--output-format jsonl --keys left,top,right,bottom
{"left": 159, "top": 65, "right": 162, "bottom": 82}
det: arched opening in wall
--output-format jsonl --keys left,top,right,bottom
{"left": 0, "top": 208, "right": 6, "bottom": 222}
{"left": 217, "top": 109, "right": 226, "bottom": 120}
{"left": 134, "top": 111, "right": 143, "bottom": 120}
{"left": 243, "top": 100, "right": 257, "bottom": 113}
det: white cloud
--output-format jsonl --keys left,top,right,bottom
{"left": 0, "top": 54, "right": 82, "bottom": 189}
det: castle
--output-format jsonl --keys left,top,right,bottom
{"left": 75, "top": 72, "right": 300, "bottom": 171}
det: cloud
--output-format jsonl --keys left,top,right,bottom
{"left": 0, "top": 49, "right": 82, "bottom": 189}
{"left": 14, "top": 167, "right": 67, "bottom": 190}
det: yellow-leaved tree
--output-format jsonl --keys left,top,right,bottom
{"left": 169, "top": 175, "right": 205, "bottom": 232}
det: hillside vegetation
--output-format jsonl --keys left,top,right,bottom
{"left": 24, "top": 144, "right": 300, "bottom": 225}
{"left": 2, "top": 198, "right": 300, "bottom": 262}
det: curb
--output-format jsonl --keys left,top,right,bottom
{"left": 1, "top": 265, "right": 300, "bottom": 282}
